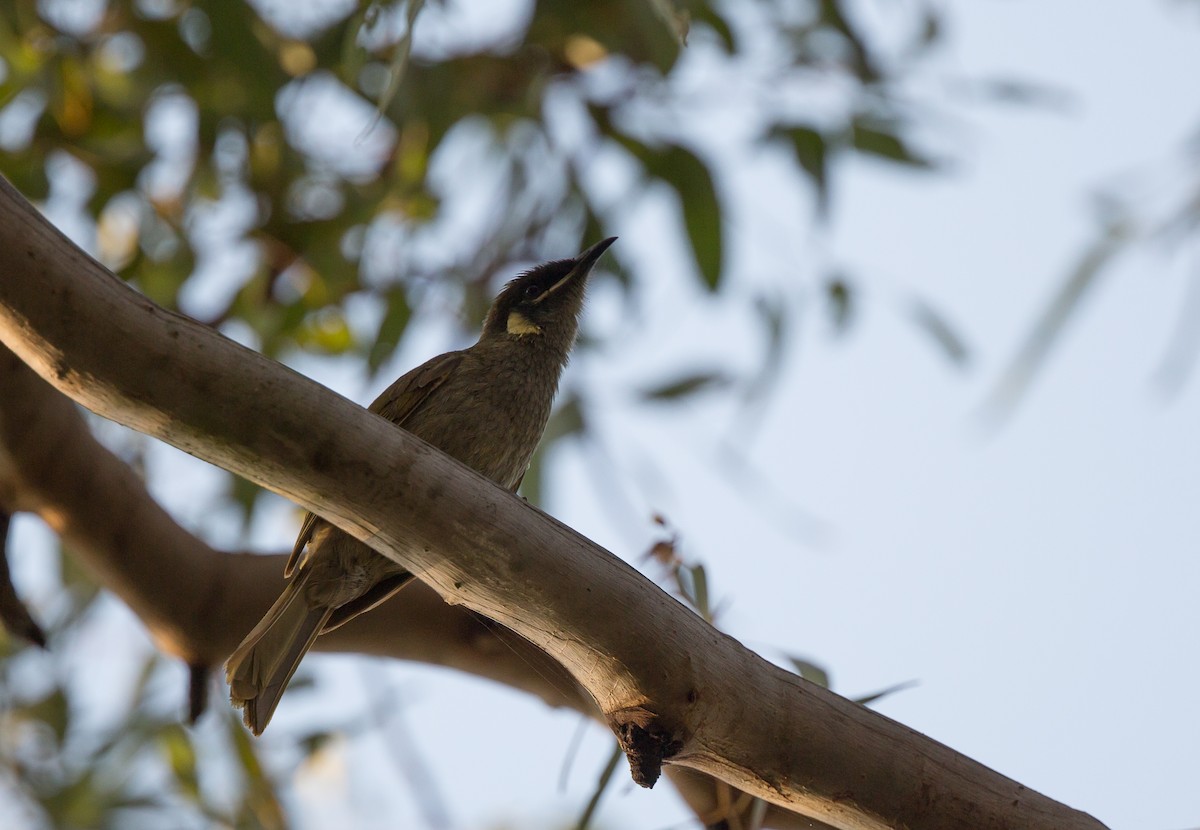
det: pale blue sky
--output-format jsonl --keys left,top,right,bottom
{"left": 554, "top": 3, "right": 1200, "bottom": 828}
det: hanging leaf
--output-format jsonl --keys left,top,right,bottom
{"left": 0, "top": 510, "right": 47, "bottom": 647}
{"left": 228, "top": 710, "right": 288, "bottom": 830}
{"left": 157, "top": 724, "right": 200, "bottom": 799}
{"left": 574, "top": 742, "right": 624, "bottom": 830}
{"left": 982, "top": 223, "right": 1131, "bottom": 420}
{"left": 825, "top": 275, "right": 855, "bottom": 333}
{"left": 853, "top": 679, "right": 919, "bottom": 707}
{"left": 850, "top": 120, "right": 935, "bottom": 169}
{"left": 772, "top": 125, "right": 829, "bottom": 215}
{"left": 644, "top": 145, "right": 724, "bottom": 290}
{"left": 520, "top": 394, "right": 586, "bottom": 506}
{"left": 615, "top": 132, "right": 724, "bottom": 290}
{"left": 747, "top": 291, "right": 788, "bottom": 399}
{"left": 639, "top": 370, "right": 733, "bottom": 401}
{"left": 908, "top": 297, "right": 971, "bottom": 367}
{"left": 691, "top": 3, "right": 736, "bottom": 51}
{"left": 368, "top": 286, "right": 413, "bottom": 374}
{"left": 787, "top": 656, "right": 831, "bottom": 689}
{"left": 817, "top": 0, "right": 880, "bottom": 82}
{"left": 682, "top": 563, "right": 710, "bottom": 619}
{"left": 228, "top": 473, "right": 264, "bottom": 528}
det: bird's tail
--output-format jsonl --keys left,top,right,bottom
{"left": 226, "top": 574, "right": 332, "bottom": 735}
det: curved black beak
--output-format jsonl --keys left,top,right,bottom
{"left": 574, "top": 237, "right": 617, "bottom": 274}
{"left": 538, "top": 237, "right": 617, "bottom": 302}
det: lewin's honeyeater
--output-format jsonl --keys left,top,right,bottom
{"left": 226, "top": 238, "right": 616, "bottom": 734}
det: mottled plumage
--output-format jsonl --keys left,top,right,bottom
{"left": 225, "top": 238, "right": 615, "bottom": 734}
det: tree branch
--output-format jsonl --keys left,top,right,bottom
{"left": 0, "top": 341, "right": 586, "bottom": 709}
{"left": 0, "top": 175, "right": 1108, "bottom": 830}
{"left": 0, "top": 340, "right": 825, "bottom": 830}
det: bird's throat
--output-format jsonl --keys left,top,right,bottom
{"left": 506, "top": 310, "right": 542, "bottom": 336}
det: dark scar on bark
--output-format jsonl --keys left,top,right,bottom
{"left": 608, "top": 706, "right": 684, "bottom": 788}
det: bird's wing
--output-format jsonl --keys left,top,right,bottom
{"left": 284, "top": 512, "right": 321, "bottom": 577}
{"left": 367, "top": 349, "right": 466, "bottom": 422}
{"left": 284, "top": 350, "right": 467, "bottom": 577}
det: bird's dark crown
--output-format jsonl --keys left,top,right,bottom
{"left": 483, "top": 258, "right": 585, "bottom": 339}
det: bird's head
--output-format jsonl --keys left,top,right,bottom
{"left": 482, "top": 237, "right": 616, "bottom": 347}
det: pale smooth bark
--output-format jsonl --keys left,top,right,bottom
{"left": 0, "top": 176, "right": 1108, "bottom": 830}
{"left": 0, "top": 341, "right": 826, "bottom": 830}
{"left": 0, "top": 342, "right": 582, "bottom": 706}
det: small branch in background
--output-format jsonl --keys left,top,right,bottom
{"left": 979, "top": 219, "right": 1133, "bottom": 424}
{"left": 905, "top": 295, "right": 972, "bottom": 368}
{"left": 0, "top": 511, "right": 46, "bottom": 648}
{"left": 187, "top": 662, "right": 209, "bottom": 724}
{"left": 574, "top": 743, "right": 623, "bottom": 830}
{"left": 1153, "top": 264, "right": 1200, "bottom": 397}
{"left": 358, "top": 664, "right": 452, "bottom": 830}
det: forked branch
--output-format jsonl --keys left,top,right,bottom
{"left": 0, "top": 176, "right": 1107, "bottom": 830}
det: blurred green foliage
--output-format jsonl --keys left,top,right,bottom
{"left": 1, "top": 536, "right": 289, "bottom": 829}
{"left": 0, "top": 0, "right": 942, "bottom": 355}
{"left": 1, "top": 0, "right": 953, "bottom": 525}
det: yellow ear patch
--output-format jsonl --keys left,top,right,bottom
{"left": 507, "top": 310, "right": 542, "bottom": 336}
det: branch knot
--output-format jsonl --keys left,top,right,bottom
{"left": 608, "top": 705, "right": 683, "bottom": 788}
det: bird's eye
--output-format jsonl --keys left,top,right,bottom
{"left": 524, "top": 284, "right": 543, "bottom": 300}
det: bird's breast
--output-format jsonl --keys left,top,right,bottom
{"left": 402, "top": 347, "right": 561, "bottom": 489}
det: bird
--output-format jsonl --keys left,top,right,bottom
{"left": 225, "top": 237, "right": 616, "bottom": 735}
